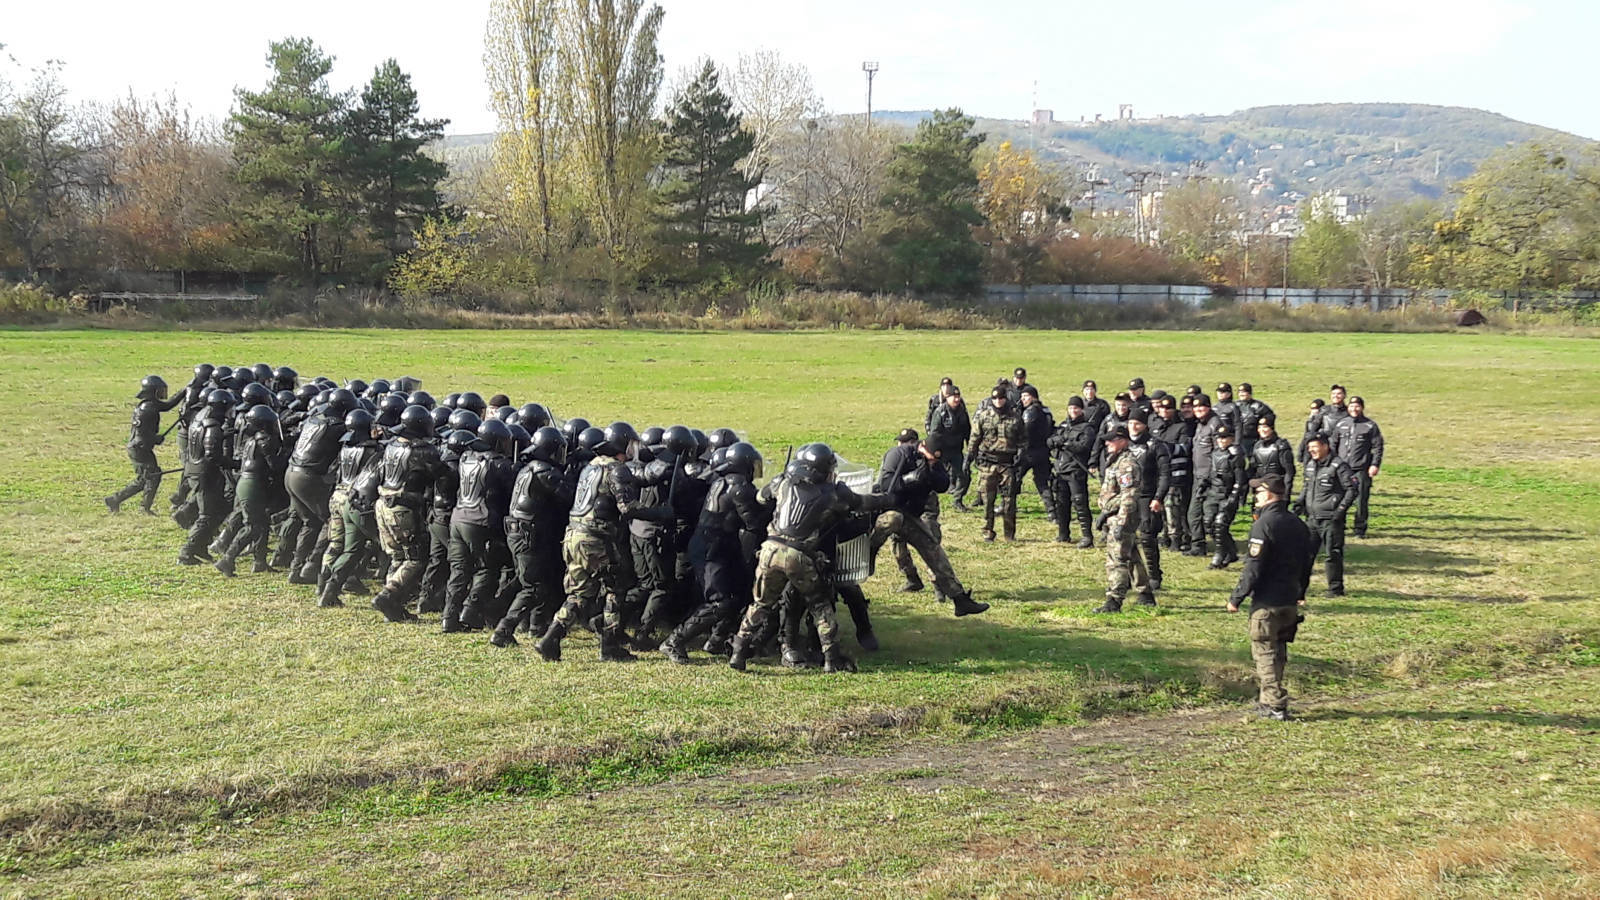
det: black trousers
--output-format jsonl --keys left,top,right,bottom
{"left": 111, "top": 446, "right": 163, "bottom": 511}
{"left": 1138, "top": 497, "right": 1163, "bottom": 584}
{"left": 1202, "top": 495, "right": 1238, "bottom": 559}
{"left": 420, "top": 518, "right": 451, "bottom": 614}
{"left": 447, "top": 520, "right": 512, "bottom": 628}
{"left": 1352, "top": 471, "right": 1373, "bottom": 534}
{"left": 285, "top": 468, "right": 332, "bottom": 574}
{"left": 495, "top": 519, "right": 563, "bottom": 638}
{"left": 1309, "top": 515, "right": 1346, "bottom": 592}
{"left": 1051, "top": 469, "right": 1091, "bottom": 540}
{"left": 1164, "top": 482, "right": 1190, "bottom": 550}
{"left": 221, "top": 475, "right": 273, "bottom": 566}
{"left": 1016, "top": 448, "right": 1055, "bottom": 516}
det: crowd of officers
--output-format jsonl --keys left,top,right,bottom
{"left": 107, "top": 363, "right": 1384, "bottom": 682}
{"left": 107, "top": 364, "right": 997, "bottom": 674}
{"left": 918, "top": 368, "right": 1384, "bottom": 611}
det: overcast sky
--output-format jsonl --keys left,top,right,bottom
{"left": 5, "top": 0, "right": 1597, "bottom": 138}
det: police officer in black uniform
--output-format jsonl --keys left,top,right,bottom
{"left": 1248, "top": 415, "right": 1297, "bottom": 502}
{"left": 1299, "top": 432, "right": 1359, "bottom": 597}
{"left": 1229, "top": 474, "right": 1314, "bottom": 721}
{"left": 1151, "top": 395, "right": 1193, "bottom": 552}
{"left": 282, "top": 388, "right": 357, "bottom": 584}
{"left": 213, "top": 404, "right": 282, "bottom": 576}
{"left": 178, "top": 389, "right": 236, "bottom": 564}
{"left": 446, "top": 419, "right": 519, "bottom": 631}
{"left": 491, "top": 426, "right": 573, "bottom": 646}
{"left": 1201, "top": 424, "right": 1248, "bottom": 569}
{"left": 1017, "top": 387, "right": 1055, "bottom": 520}
{"left": 1047, "top": 396, "right": 1098, "bottom": 547}
{"left": 1127, "top": 411, "right": 1171, "bottom": 594}
{"left": 107, "top": 375, "right": 184, "bottom": 514}
{"left": 1236, "top": 383, "right": 1274, "bottom": 458}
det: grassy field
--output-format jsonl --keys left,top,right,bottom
{"left": 1, "top": 329, "right": 1598, "bottom": 896}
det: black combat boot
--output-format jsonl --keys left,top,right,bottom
{"left": 823, "top": 648, "right": 857, "bottom": 673}
{"left": 952, "top": 592, "right": 990, "bottom": 617}
{"left": 1134, "top": 593, "right": 1157, "bottom": 607}
{"left": 899, "top": 575, "right": 924, "bottom": 593}
{"left": 213, "top": 556, "right": 237, "bottom": 578}
{"left": 780, "top": 647, "right": 814, "bottom": 669}
{"left": 727, "top": 635, "right": 753, "bottom": 671}
{"left": 317, "top": 576, "right": 344, "bottom": 608}
{"left": 104, "top": 495, "right": 121, "bottom": 514}
{"left": 490, "top": 625, "right": 519, "bottom": 648}
{"left": 599, "top": 628, "right": 637, "bottom": 662}
{"left": 534, "top": 621, "right": 567, "bottom": 661}
{"left": 1093, "top": 597, "right": 1123, "bottom": 613}
{"left": 371, "top": 591, "right": 415, "bottom": 622}
{"left": 704, "top": 635, "right": 732, "bottom": 656}
{"left": 660, "top": 633, "right": 691, "bottom": 664}
{"left": 1076, "top": 536, "right": 1094, "bottom": 549}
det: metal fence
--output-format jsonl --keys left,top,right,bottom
{"left": 983, "top": 284, "right": 1600, "bottom": 311}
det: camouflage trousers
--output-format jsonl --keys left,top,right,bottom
{"left": 376, "top": 498, "right": 427, "bottom": 603}
{"left": 1104, "top": 514, "right": 1151, "bottom": 604}
{"left": 975, "top": 462, "right": 1017, "bottom": 538}
{"left": 736, "top": 540, "right": 839, "bottom": 655}
{"left": 870, "top": 508, "right": 965, "bottom": 599}
{"left": 1249, "top": 606, "right": 1301, "bottom": 711}
{"left": 553, "top": 528, "right": 632, "bottom": 633}
{"left": 320, "top": 487, "right": 353, "bottom": 574}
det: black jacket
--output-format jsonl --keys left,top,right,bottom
{"left": 1152, "top": 415, "right": 1194, "bottom": 486}
{"left": 925, "top": 401, "right": 970, "bottom": 455}
{"left": 1127, "top": 432, "right": 1171, "bottom": 501}
{"left": 1204, "top": 445, "right": 1248, "bottom": 505}
{"left": 1021, "top": 402, "right": 1054, "bottom": 452}
{"left": 1047, "top": 417, "right": 1098, "bottom": 477}
{"left": 1081, "top": 397, "right": 1111, "bottom": 431}
{"left": 1332, "top": 416, "right": 1384, "bottom": 471}
{"left": 877, "top": 442, "right": 950, "bottom": 515}
{"left": 1300, "top": 455, "right": 1359, "bottom": 520}
{"left": 1249, "top": 437, "right": 1297, "bottom": 498}
{"left": 1230, "top": 500, "right": 1314, "bottom": 609}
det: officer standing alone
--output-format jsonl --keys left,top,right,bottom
{"left": 1229, "top": 474, "right": 1314, "bottom": 721}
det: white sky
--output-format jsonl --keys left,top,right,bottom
{"left": 5, "top": 0, "right": 1596, "bottom": 138}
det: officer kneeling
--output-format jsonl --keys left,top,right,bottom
{"left": 1227, "top": 474, "right": 1314, "bottom": 721}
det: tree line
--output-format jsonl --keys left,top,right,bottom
{"left": 4, "top": 18, "right": 1600, "bottom": 303}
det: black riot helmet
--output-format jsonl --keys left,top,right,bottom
{"left": 345, "top": 378, "right": 369, "bottom": 395}
{"left": 294, "top": 383, "right": 320, "bottom": 406}
{"left": 442, "top": 392, "right": 461, "bottom": 410}
{"left": 366, "top": 378, "right": 392, "bottom": 398}
{"left": 192, "top": 363, "right": 215, "bottom": 383}
{"left": 430, "top": 406, "right": 452, "bottom": 433}
{"left": 528, "top": 426, "right": 567, "bottom": 467}
{"left": 641, "top": 426, "right": 667, "bottom": 448}
{"left": 446, "top": 429, "right": 478, "bottom": 455}
{"left": 494, "top": 405, "right": 516, "bottom": 423}
{"left": 273, "top": 366, "right": 298, "bottom": 390}
{"left": 314, "top": 388, "right": 333, "bottom": 408}
{"left": 690, "top": 428, "right": 710, "bottom": 459}
{"left": 722, "top": 442, "right": 764, "bottom": 480}
{"left": 408, "top": 390, "right": 436, "bottom": 411}
{"left": 707, "top": 446, "right": 730, "bottom": 473}
{"left": 664, "top": 425, "right": 696, "bottom": 458}
{"left": 515, "top": 403, "right": 552, "bottom": 431}
{"left": 240, "top": 382, "right": 275, "bottom": 408}
{"left": 342, "top": 408, "right": 375, "bottom": 442}
{"left": 244, "top": 404, "right": 280, "bottom": 434}
{"left": 275, "top": 389, "right": 295, "bottom": 409}
{"left": 206, "top": 388, "right": 237, "bottom": 409}
{"left": 600, "top": 421, "right": 641, "bottom": 459}
{"left": 448, "top": 408, "right": 483, "bottom": 434}
{"left": 379, "top": 393, "right": 408, "bottom": 416}
{"left": 577, "top": 426, "right": 607, "bottom": 455}
{"left": 326, "top": 388, "right": 358, "bottom": 417}
{"left": 313, "top": 376, "right": 337, "bottom": 390}
{"left": 374, "top": 404, "right": 403, "bottom": 429}
{"left": 707, "top": 427, "right": 738, "bottom": 455}
{"left": 359, "top": 397, "right": 378, "bottom": 414}
{"left": 795, "top": 442, "right": 837, "bottom": 479}
{"left": 138, "top": 374, "right": 169, "bottom": 400}
{"left": 477, "top": 418, "right": 514, "bottom": 456}
{"left": 212, "top": 365, "right": 233, "bottom": 384}
{"left": 507, "top": 422, "right": 531, "bottom": 456}
{"left": 457, "top": 391, "right": 487, "bottom": 418}
{"left": 562, "top": 417, "right": 592, "bottom": 450}
{"left": 251, "top": 363, "right": 274, "bottom": 385}
{"left": 399, "top": 404, "right": 434, "bottom": 439}
{"left": 231, "top": 366, "right": 256, "bottom": 389}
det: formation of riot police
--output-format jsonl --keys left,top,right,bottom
{"left": 109, "top": 363, "right": 1383, "bottom": 673}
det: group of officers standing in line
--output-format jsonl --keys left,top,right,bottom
{"left": 915, "top": 367, "right": 1385, "bottom": 613}
{"left": 107, "top": 363, "right": 995, "bottom": 674}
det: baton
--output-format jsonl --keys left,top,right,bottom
{"left": 159, "top": 467, "right": 184, "bottom": 476}
{"left": 159, "top": 419, "right": 182, "bottom": 439}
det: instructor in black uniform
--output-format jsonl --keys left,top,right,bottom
{"left": 1228, "top": 474, "right": 1314, "bottom": 721}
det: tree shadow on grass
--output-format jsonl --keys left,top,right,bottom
{"left": 1368, "top": 528, "right": 1582, "bottom": 543}
{"left": 1299, "top": 708, "right": 1600, "bottom": 731}
{"left": 1346, "top": 544, "right": 1491, "bottom": 576}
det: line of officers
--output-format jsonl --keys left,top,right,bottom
{"left": 109, "top": 364, "right": 996, "bottom": 674}
{"left": 917, "top": 368, "right": 1385, "bottom": 609}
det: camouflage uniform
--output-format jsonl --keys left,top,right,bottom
{"left": 967, "top": 403, "right": 1025, "bottom": 540}
{"left": 1098, "top": 447, "right": 1149, "bottom": 610}
{"left": 372, "top": 435, "right": 442, "bottom": 619}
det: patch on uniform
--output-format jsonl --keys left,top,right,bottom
{"left": 1119, "top": 473, "right": 1133, "bottom": 488}
{"left": 1248, "top": 538, "right": 1264, "bottom": 558}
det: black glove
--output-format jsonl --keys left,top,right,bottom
{"left": 1094, "top": 509, "right": 1113, "bottom": 531}
{"left": 1290, "top": 500, "right": 1306, "bottom": 516}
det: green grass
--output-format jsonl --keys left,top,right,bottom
{"left": 0, "top": 328, "right": 1597, "bottom": 895}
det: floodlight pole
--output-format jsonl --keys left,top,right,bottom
{"left": 862, "top": 61, "right": 879, "bottom": 133}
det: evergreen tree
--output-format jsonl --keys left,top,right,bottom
{"left": 874, "top": 108, "right": 986, "bottom": 295}
{"left": 228, "top": 37, "right": 350, "bottom": 278}
{"left": 655, "top": 60, "right": 766, "bottom": 281}
{"left": 345, "top": 60, "right": 449, "bottom": 267}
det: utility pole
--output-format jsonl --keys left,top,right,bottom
{"left": 862, "top": 61, "right": 879, "bottom": 133}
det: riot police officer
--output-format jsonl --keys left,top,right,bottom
{"left": 371, "top": 405, "right": 444, "bottom": 621}
{"left": 107, "top": 375, "right": 183, "bottom": 515}
{"left": 213, "top": 404, "right": 282, "bottom": 576}
{"left": 490, "top": 427, "right": 573, "bottom": 647}
{"left": 446, "top": 419, "right": 518, "bottom": 632}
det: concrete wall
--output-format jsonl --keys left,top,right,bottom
{"left": 983, "top": 284, "right": 1600, "bottom": 311}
